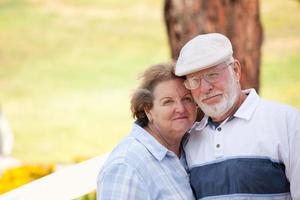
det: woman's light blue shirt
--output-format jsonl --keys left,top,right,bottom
{"left": 97, "top": 123, "right": 195, "bottom": 200}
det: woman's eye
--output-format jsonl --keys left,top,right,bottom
{"left": 162, "top": 100, "right": 173, "bottom": 105}
{"left": 183, "top": 97, "right": 192, "bottom": 103}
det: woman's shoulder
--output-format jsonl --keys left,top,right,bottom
{"left": 104, "top": 135, "right": 151, "bottom": 169}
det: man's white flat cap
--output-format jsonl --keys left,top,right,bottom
{"left": 175, "top": 33, "right": 233, "bottom": 76}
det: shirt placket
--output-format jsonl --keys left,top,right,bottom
{"left": 214, "top": 125, "right": 224, "bottom": 158}
{"left": 167, "top": 152, "right": 192, "bottom": 199}
{"left": 168, "top": 152, "right": 188, "bottom": 177}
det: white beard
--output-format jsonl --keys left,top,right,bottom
{"left": 196, "top": 71, "right": 240, "bottom": 118}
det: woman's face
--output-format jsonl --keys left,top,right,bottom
{"left": 146, "top": 78, "right": 197, "bottom": 145}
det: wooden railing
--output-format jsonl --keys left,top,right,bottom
{"left": 0, "top": 153, "right": 109, "bottom": 200}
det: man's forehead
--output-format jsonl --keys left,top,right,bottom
{"left": 187, "top": 62, "right": 226, "bottom": 77}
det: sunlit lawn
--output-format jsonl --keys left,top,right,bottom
{"left": 0, "top": 0, "right": 299, "bottom": 163}
{"left": 260, "top": 0, "right": 300, "bottom": 106}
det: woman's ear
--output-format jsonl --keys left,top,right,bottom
{"left": 144, "top": 109, "right": 152, "bottom": 123}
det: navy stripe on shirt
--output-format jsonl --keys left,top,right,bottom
{"left": 190, "top": 157, "right": 290, "bottom": 199}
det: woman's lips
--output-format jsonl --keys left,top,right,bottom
{"left": 173, "top": 116, "right": 188, "bottom": 120}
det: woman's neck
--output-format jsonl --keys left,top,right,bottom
{"left": 145, "top": 125, "right": 181, "bottom": 157}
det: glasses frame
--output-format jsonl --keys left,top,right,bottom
{"left": 184, "top": 62, "right": 234, "bottom": 90}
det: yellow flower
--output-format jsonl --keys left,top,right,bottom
{"left": 0, "top": 164, "right": 55, "bottom": 194}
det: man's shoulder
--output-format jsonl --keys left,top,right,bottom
{"left": 259, "top": 98, "right": 300, "bottom": 114}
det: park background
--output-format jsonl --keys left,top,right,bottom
{"left": 0, "top": 0, "right": 300, "bottom": 164}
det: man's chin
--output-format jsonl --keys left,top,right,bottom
{"left": 199, "top": 104, "right": 228, "bottom": 118}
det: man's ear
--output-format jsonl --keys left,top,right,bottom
{"left": 232, "top": 59, "right": 242, "bottom": 81}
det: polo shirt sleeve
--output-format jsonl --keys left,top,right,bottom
{"left": 97, "top": 162, "right": 151, "bottom": 200}
{"left": 288, "top": 111, "right": 300, "bottom": 199}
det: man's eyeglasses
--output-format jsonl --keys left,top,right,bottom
{"left": 184, "top": 62, "right": 233, "bottom": 90}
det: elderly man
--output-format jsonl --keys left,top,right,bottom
{"left": 175, "top": 33, "right": 300, "bottom": 200}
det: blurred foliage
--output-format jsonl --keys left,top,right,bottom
{"left": 76, "top": 191, "right": 96, "bottom": 200}
{"left": 0, "top": 158, "right": 95, "bottom": 198}
{"left": 0, "top": 164, "right": 55, "bottom": 194}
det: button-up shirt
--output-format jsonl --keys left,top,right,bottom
{"left": 97, "top": 123, "right": 195, "bottom": 200}
{"left": 185, "top": 89, "right": 300, "bottom": 200}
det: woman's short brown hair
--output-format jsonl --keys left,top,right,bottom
{"left": 130, "top": 62, "right": 184, "bottom": 127}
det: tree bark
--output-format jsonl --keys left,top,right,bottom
{"left": 164, "top": 0, "right": 263, "bottom": 91}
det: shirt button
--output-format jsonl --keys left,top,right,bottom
{"left": 216, "top": 144, "right": 220, "bottom": 148}
{"left": 217, "top": 127, "right": 222, "bottom": 131}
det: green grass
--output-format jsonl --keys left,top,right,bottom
{"left": 260, "top": 0, "right": 300, "bottom": 106}
{"left": 0, "top": 0, "right": 299, "bottom": 163}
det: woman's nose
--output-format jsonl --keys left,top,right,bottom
{"left": 175, "top": 101, "right": 185, "bottom": 113}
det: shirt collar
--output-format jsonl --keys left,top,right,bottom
{"left": 131, "top": 123, "right": 168, "bottom": 161}
{"left": 194, "top": 116, "right": 209, "bottom": 131}
{"left": 233, "top": 88, "right": 260, "bottom": 120}
{"left": 192, "top": 88, "right": 260, "bottom": 132}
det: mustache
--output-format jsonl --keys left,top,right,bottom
{"left": 199, "top": 92, "right": 223, "bottom": 101}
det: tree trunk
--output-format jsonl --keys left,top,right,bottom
{"left": 164, "top": 0, "right": 263, "bottom": 91}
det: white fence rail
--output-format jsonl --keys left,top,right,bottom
{"left": 0, "top": 153, "right": 109, "bottom": 200}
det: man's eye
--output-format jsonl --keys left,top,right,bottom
{"left": 190, "top": 78, "right": 200, "bottom": 86}
{"left": 207, "top": 72, "right": 219, "bottom": 79}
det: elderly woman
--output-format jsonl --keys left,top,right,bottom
{"left": 97, "top": 62, "right": 197, "bottom": 199}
